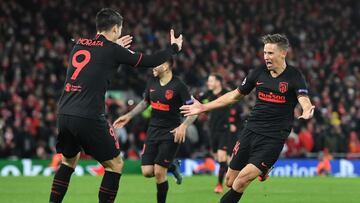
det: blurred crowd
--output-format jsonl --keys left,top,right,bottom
{"left": 1, "top": 0, "right": 360, "bottom": 160}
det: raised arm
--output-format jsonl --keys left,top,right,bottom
{"left": 180, "top": 89, "right": 244, "bottom": 116}
{"left": 115, "top": 29, "right": 183, "bottom": 68}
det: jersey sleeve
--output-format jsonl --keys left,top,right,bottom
{"left": 293, "top": 70, "right": 309, "bottom": 97}
{"left": 237, "top": 68, "right": 260, "bottom": 95}
{"left": 178, "top": 81, "right": 193, "bottom": 105}
{"left": 114, "top": 44, "right": 179, "bottom": 68}
{"left": 143, "top": 80, "right": 151, "bottom": 102}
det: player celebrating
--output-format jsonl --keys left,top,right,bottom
{"left": 113, "top": 59, "right": 197, "bottom": 203}
{"left": 180, "top": 34, "right": 314, "bottom": 203}
{"left": 201, "top": 74, "right": 233, "bottom": 193}
{"left": 49, "top": 8, "right": 183, "bottom": 203}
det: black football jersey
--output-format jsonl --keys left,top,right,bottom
{"left": 58, "top": 34, "right": 177, "bottom": 119}
{"left": 201, "top": 89, "right": 230, "bottom": 133}
{"left": 144, "top": 76, "right": 193, "bottom": 139}
{"left": 238, "top": 65, "right": 309, "bottom": 139}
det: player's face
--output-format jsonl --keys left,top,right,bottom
{"left": 207, "top": 75, "right": 218, "bottom": 90}
{"left": 263, "top": 43, "right": 286, "bottom": 70}
{"left": 152, "top": 62, "right": 168, "bottom": 77}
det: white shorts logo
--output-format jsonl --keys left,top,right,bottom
{"left": 241, "top": 77, "right": 247, "bottom": 86}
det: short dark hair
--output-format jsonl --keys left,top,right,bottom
{"left": 96, "top": 8, "right": 123, "bottom": 32}
{"left": 164, "top": 57, "right": 174, "bottom": 68}
{"left": 209, "top": 73, "right": 223, "bottom": 83}
{"left": 261, "top": 34, "right": 289, "bottom": 51}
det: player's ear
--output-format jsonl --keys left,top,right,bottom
{"left": 111, "top": 25, "right": 118, "bottom": 34}
{"left": 164, "top": 62, "right": 170, "bottom": 71}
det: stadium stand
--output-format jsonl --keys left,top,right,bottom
{"left": 0, "top": 0, "right": 359, "bottom": 159}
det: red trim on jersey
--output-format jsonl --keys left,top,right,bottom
{"left": 108, "top": 123, "right": 120, "bottom": 149}
{"left": 141, "top": 144, "right": 146, "bottom": 155}
{"left": 233, "top": 141, "right": 240, "bottom": 156}
{"left": 151, "top": 101, "right": 170, "bottom": 111}
{"left": 134, "top": 53, "right": 143, "bottom": 67}
{"left": 258, "top": 92, "right": 286, "bottom": 103}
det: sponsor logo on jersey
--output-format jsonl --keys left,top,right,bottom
{"left": 64, "top": 83, "right": 82, "bottom": 92}
{"left": 151, "top": 101, "right": 170, "bottom": 111}
{"left": 258, "top": 92, "right": 286, "bottom": 103}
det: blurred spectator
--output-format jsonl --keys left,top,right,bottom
{"left": 298, "top": 127, "right": 314, "bottom": 156}
{"left": 284, "top": 131, "right": 301, "bottom": 158}
{"left": 347, "top": 131, "right": 360, "bottom": 159}
{"left": 0, "top": 0, "right": 359, "bottom": 159}
{"left": 316, "top": 148, "right": 333, "bottom": 176}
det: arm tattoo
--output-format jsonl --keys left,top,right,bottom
{"left": 128, "top": 100, "right": 149, "bottom": 118}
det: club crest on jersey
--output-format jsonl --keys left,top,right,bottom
{"left": 279, "top": 82, "right": 288, "bottom": 93}
{"left": 165, "top": 90, "right": 174, "bottom": 100}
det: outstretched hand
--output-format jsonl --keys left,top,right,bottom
{"left": 298, "top": 105, "right": 315, "bottom": 120}
{"left": 170, "top": 29, "right": 183, "bottom": 51}
{"left": 117, "top": 35, "right": 133, "bottom": 48}
{"left": 180, "top": 97, "right": 204, "bottom": 116}
{"left": 113, "top": 114, "right": 131, "bottom": 129}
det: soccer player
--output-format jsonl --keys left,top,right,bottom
{"left": 201, "top": 74, "right": 233, "bottom": 193}
{"left": 113, "top": 59, "right": 197, "bottom": 203}
{"left": 180, "top": 34, "right": 315, "bottom": 203}
{"left": 49, "top": 8, "right": 183, "bottom": 203}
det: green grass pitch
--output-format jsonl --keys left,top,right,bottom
{"left": 1, "top": 175, "right": 359, "bottom": 202}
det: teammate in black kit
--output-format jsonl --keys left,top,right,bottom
{"left": 113, "top": 59, "right": 197, "bottom": 203}
{"left": 201, "top": 74, "right": 233, "bottom": 193}
{"left": 180, "top": 34, "right": 315, "bottom": 203}
{"left": 49, "top": 8, "right": 183, "bottom": 203}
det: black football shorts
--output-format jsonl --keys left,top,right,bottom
{"left": 229, "top": 128, "right": 287, "bottom": 174}
{"left": 211, "top": 131, "right": 233, "bottom": 155}
{"left": 141, "top": 127, "right": 180, "bottom": 168}
{"left": 56, "top": 114, "right": 120, "bottom": 162}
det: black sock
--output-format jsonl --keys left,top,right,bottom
{"left": 218, "top": 162, "right": 228, "bottom": 185}
{"left": 49, "top": 164, "right": 74, "bottom": 203}
{"left": 219, "top": 189, "right": 243, "bottom": 203}
{"left": 156, "top": 181, "right": 169, "bottom": 203}
{"left": 98, "top": 171, "right": 121, "bottom": 203}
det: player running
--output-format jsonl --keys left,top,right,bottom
{"left": 180, "top": 34, "right": 314, "bottom": 203}
{"left": 49, "top": 8, "right": 183, "bottom": 203}
{"left": 113, "top": 59, "right": 197, "bottom": 203}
